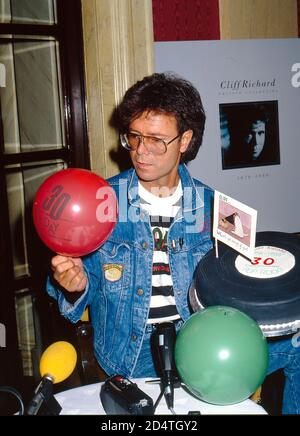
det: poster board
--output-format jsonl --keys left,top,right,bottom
{"left": 155, "top": 39, "right": 300, "bottom": 232}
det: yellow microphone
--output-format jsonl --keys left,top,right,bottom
{"left": 39, "top": 341, "right": 77, "bottom": 383}
{"left": 26, "top": 341, "right": 77, "bottom": 415}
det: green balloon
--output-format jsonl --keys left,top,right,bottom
{"left": 175, "top": 306, "right": 268, "bottom": 405}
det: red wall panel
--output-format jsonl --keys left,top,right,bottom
{"left": 152, "top": 0, "right": 220, "bottom": 41}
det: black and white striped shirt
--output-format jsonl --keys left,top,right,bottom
{"left": 138, "top": 182, "right": 183, "bottom": 324}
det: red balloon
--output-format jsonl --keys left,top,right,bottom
{"left": 33, "top": 168, "right": 118, "bottom": 257}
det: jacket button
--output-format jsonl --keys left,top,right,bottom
{"left": 131, "top": 334, "right": 137, "bottom": 341}
{"left": 142, "top": 242, "right": 148, "bottom": 250}
{"left": 137, "top": 288, "right": 144, "bottom": 296}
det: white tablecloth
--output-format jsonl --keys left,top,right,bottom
{"left": 55, "top": 379, "right": 267, "bottom": 415}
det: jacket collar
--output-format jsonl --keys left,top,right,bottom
{"left": 128, "top": 164, "right": 204, "bottom": 212}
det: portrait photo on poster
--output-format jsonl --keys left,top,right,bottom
{"left": 219, "top": 100, "right": 280, "bottom": 170}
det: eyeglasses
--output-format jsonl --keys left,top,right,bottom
{"left": 120, "top": 132, "right": 182, "bottom": 155}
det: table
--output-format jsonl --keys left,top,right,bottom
{"left": 55, "top": 379, "right": 267, "bottom": 415}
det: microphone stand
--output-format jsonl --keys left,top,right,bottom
{"left": 25, "top": 375, "right": 62, "bottom": 416}
{"left": 152, "top": 322, "right": 181, "bottom": 414}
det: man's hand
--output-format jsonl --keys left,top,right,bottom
{"left": 51, "top": 255, "right": 87, "bottom": 293}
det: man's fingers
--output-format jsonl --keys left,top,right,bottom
{"left": 51, "top": 255, "right": 85, "bottom": 292}
{"left": 54, "top": 266, "right": 86, "bottom": 292}
{"left": 51, "top": 255, "right": 70, "bottom": 268}
{"left": 64, "top": 269, "right": 87, "bottom": 292}
{"left": 54, "top": 259, "right": 76, "bottom": 274}
{"left": 69, "top": 272, "right": 87, "bottom": 292}
{"left": 51, "top": 256, "right": 83, "bottom": 272}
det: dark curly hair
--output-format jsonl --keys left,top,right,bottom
{"left": 113, "top": 72, "right": 206, "bottom": 163}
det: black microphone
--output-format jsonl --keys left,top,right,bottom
{"left": 26, "top": 376, "right": 55, "bottom": 416}
{"left": 154, "top": 322, "right": 178, "bottom": 411}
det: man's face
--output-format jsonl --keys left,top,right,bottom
{"left": 129, "top": 111, "right": 192, "bottom": 190}
{"left": 245, "top": 120, "right": 266, "bottom": 160}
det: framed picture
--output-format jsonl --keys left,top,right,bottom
{"left": 220, "top": 100, "right": 280, "bottom": 170}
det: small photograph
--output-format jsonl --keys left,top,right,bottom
{"left": 219, "top": 100, "right": 280, "bottom": 170}
{"left": 213, "top": 191, "right": 257, "bottom": 260}
{"left": 218, "top": 204, "right": 251, "bottom": 248}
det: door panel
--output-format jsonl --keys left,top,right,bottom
{"left": 0, "top": 39, "right": 65, "bottom": 154}
{"left": 0, "top": 0, "right": 57, "bottom": 25}
{"left": 0, "top": 0, "right": 88, "bottom": 393}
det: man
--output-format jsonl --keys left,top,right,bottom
{"left": 47, "top": 73, "right": 299, "bottom": 414}
{"left": 245, "top": 118, "right": 266, "bottom": 161}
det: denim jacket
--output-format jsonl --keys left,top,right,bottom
{"left": 47, "top": 164, "right": 214, "bottom": 376}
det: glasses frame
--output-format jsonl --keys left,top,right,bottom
{"left": 120, "top": 132, "right": 182, "bottom": 155}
